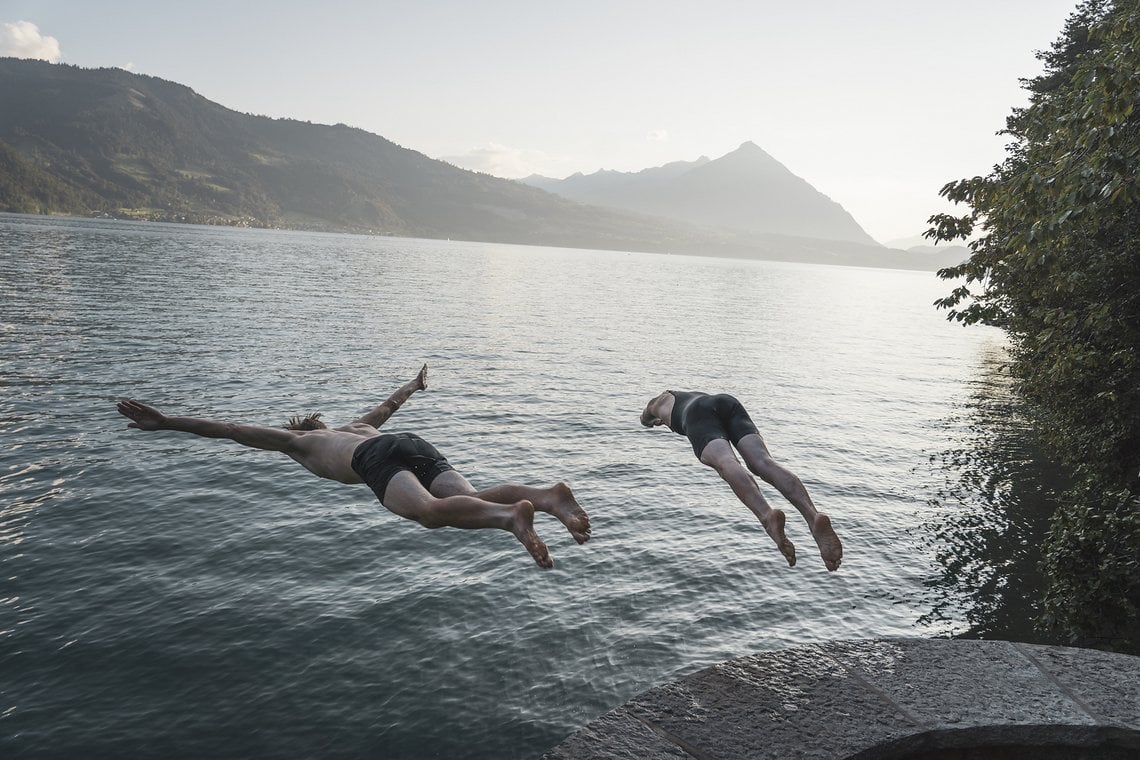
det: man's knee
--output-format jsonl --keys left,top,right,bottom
{"left": 397, "top": 496, "right": 446, "bottom": 528}
{"left": 744, "top": 451, "right": 775, "bottom": 475}
{"left": 750, "top": 459, "right": 789, "bottom": 487}
{"left": 416, "top": 503, "right": 446, "bottom": 529}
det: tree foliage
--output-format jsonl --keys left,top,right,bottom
{"left": 928, "top": 0, "right": 1140, "bottom": 649}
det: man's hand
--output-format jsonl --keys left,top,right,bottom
{"left": 117, "top": 399, "right": 166, "bottom": 431}
{"left": 415, "top": 363, "right": 428, "bottom": 391}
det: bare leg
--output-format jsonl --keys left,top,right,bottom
{"left": 475, "top": 483, "right": 590, "bottom": 544}
{"left": 381, "top": 471, "right": 553, "bottom": 568}
{"left": 734, "top": 434, "right": 842, "bottom": 571}
{"left": 699, "top": 439, "right": 795, "bottom": 566}
{"left": 429, "top": 471, "right": 591, "bottom": 544}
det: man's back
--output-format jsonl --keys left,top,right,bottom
{"left": 286, "top": 427, "right": 379, "bottom": 484}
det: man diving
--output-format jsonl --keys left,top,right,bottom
{"left": 117, "top": 365, "right": 591, "bottom": 568}
{"left": 640, "top": 390, "right": 842, "bottom": 571}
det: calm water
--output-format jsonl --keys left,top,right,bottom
{"left": 0, "top": 215, "right": 1054, "bottom": 758}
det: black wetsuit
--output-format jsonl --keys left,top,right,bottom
{"left": 669, "top": 391, "right": 760, "bottom": 457}
{"left": 350, "top": 433, "right": 455, "bottom": 503}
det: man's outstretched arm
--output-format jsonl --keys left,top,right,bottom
{"left": 117, "top": 399, "right": 300, "bottom": 452}
{"left": 353, "top": 364, "right": 428, "bottom": 428}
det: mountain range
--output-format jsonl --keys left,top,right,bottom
{"left": 522, "top": 143, "right": 878, "bottom": 245}
{"left": 0, "top": 57, "right": 962, "bottom": 270}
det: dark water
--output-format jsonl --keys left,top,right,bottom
{"left": 917, "top": 346, "right": 1068, "bottom": 643}
{"left": 0, "top": 214, "right": 1056, "bottom": 758}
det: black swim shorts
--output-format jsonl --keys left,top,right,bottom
{"left": 350, "top": 433, "right": 455, "bottom": 503}
{"left": 670, "top": 391, "right": 759, "bottom": 458}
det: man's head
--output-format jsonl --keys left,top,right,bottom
{"left": 285, "top": 412, "right": 327, "bottom": 431}
{"left": 640, "top": 391, "right": 671, "bottom": 427}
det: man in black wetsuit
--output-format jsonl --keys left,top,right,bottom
{"left": 640, "top": 390, "right": 842, "bottom": 571}
{"left": 116, "top": 365, "right": 591, "bottom": 569}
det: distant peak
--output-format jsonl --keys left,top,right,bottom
{"left": 733, "top": 141, "right": 771, "bottom": 155}
{"left": 714, "top": 141, "right": 781, "bottom": 168}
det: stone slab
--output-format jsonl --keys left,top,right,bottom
{"left": 612, "top": 645, "right": 914, "bottom": 759}
{"left": 1013, "top": 642, "right": 1140, "bottom": 729}
{"left": 539, "top": 706, "right": 692, "bottom": 760}
{"left": 542, "top": 639, "right": 1140, "bottom": 759}
{"left": 824, "top": 638, "right": 1096, "bottom": 728}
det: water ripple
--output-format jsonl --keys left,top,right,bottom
{"left": 1, "top": 214, "right": 1015, "bottom": 758}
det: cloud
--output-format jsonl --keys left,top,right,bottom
{"left": 440, "top": 143, "right": 559, "bottom": 179}
{"left": 646, "top": 129, "right": 670, "bottom": 143}
{"left": 0, "top": 20, "right": 61, "bottom": 62}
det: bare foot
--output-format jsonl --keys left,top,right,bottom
{"left": 810, "top": 513, "right": 843, "bottom": 571}
{"left": 761, "top": 509, "right": 796, "bottom": 567}
{"left": 545, "top": 482, "right": 592, "bottom": 544}
{"left": 509, "top": 500, "right": 553, "bottom": 569}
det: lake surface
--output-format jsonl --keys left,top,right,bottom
{"left": 0, "top": 214, "right": 1058, "bottom": 758}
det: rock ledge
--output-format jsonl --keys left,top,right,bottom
{"left": 542, "top": 638, "right": 1140, "bottom": 759}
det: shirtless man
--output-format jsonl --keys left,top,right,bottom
{"left": 116, "top": 365, "right": 590, "bottom": 569}
{"left": 640, "top": 390, "right": 842, "bottom": 571}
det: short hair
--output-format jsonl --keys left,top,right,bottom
{"left": 640, "top": 390, "right": 671, "bottom": 427}
{"left": 640, "top": 406, "right": 657, "bottom": 427}
{"left": 284, "top": 412, "right": 326, "bottom": 430}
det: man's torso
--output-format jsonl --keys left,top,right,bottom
{"left": 285, "top": 427, "right": 381, "bottom": 483}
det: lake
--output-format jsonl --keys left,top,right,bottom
{"left": 0, "top": 214, "right": 1058, "bottom": 758}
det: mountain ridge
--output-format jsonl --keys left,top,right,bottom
{"left": 519, "top": 141, "right": 878, "bottom": 246}
{"left": 0, "top": 57, "right": 958, "bottom": 270}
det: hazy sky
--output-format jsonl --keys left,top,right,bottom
{"left": 2, "top": 1, "right": 1080, "bottom": 243}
